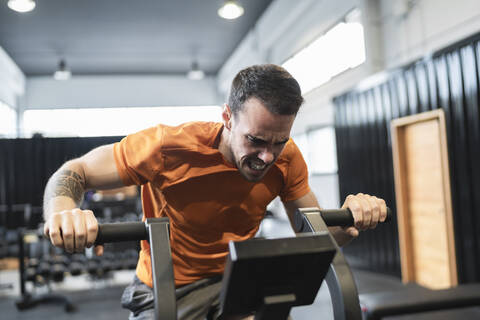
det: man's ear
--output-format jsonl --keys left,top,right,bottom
{"left": 222, "top": 104, "right": 232, "bottom": 130}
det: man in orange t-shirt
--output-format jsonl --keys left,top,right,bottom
{"left": 43, "top": 64, "right": 387, "bottom": 320}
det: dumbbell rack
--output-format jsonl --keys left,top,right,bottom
{"left": 15, "top": 227, "right": 75, "bottom": 312}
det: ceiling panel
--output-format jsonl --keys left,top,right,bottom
{"left": 0, "top": 0, "right": 273, "bottom": 76}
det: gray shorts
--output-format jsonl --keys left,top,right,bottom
{"left": 121, "top": 275, "right": 223, "bottom": 320}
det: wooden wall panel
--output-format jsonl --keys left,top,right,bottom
{"left": 391, "top": 111, "right": 457, "bottom": 289}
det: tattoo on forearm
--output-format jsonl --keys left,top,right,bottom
{"left": 45, "top": 169, "right": 86, "bottom": 205}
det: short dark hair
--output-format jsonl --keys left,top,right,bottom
{"left": 228, "top": 64, "right": 304, "bottom": 116}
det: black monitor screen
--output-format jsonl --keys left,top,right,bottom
{"left": 220, "top": 233, "right": 336, "bottom": 316}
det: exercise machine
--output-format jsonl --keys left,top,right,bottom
{"left": 95, "top": 207, "right": 391, "bottom": 319}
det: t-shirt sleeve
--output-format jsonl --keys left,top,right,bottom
{"left": 279, "top": 139, "right": 311, "bottom": 203}
{"left": 113, "top": 125, "right": 165, "bottom": 186}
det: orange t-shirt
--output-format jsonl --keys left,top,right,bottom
{"left": 113, "top": 121, "right": 310, "bottom": 287}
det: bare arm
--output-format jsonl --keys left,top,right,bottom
{"left": 43, "top": 143, "right": 124, "bottom": 219}
{"left": 43, "top": 144, "right": 125, "bottom": 253}
{"left": 283, "top": 190, "right": 387, "bottom": 246}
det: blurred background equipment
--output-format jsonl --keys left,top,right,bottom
{"left": 12, "top": 193, "right": 142, "bottom": 313}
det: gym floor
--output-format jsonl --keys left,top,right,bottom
{"left": 1, "top": 268, "right": 479, "bottom": 320}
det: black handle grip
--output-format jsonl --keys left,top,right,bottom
{"left": 95, "top": 222, "right": 148, "bottom": 245}
{"left": 321, "top": 207, "right": 392, "bottom": 227}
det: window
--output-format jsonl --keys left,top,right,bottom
{"left": 282, "top": 8, "right": 365, "bottom": 94}
{"left": 307, "top": 126, "right": 337, "bottom": 174}
{"left": 23, "top": 106, "right": 222, "bottom": 137}
{"left": 0, "top": 101, "right": 17, "bottom": 138}
{"left": 293, "top": 132, "right": 309, "bottom": 160}
{"left": 293, "top": 126, "right": 337, "bottom": 175}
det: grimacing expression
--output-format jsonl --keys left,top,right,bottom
{"left": 226, "top": 97, "right": 296, "bottom": 182}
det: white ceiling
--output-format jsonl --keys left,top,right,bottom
{"left": 0, "top": 0, "right": 273, "bottom": 76}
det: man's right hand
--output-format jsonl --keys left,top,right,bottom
{"left": 44, "top": 208, "right": 103, "bottom": 255}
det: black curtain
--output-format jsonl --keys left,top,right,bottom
{"left": 334, "top": 33, "right": 480, "bottom": 283}
{"left": 0, "top": 136, "right": 122, "bottom": 228}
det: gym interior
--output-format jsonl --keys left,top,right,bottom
{"left": 1, "top": 0, "right": 480, "bottom": 319}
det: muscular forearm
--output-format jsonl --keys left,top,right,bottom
{"left": 43, "top": 161, "right": 86, "bottom": 220}
{"left": 43, "top": 145, "right": 120, "bottom": 255}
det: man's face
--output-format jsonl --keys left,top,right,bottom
{"left": 223, "top": 97, "right": 296, "bottom": 182}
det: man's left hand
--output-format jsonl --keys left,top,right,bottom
{"left": 341, "top": 193, "right": 387, "bottom": 237}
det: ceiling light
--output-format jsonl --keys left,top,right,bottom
{"left": 218, "top": 1, "right": 244, "bottom": 20}
{"left": 53, "top": 59, "right": 72, "bottom": 81}
{"left": 8, "top": 0, "right": 36, "bottom": 13}
{"left": 187, "top": 61, "right": 205, "bottom": 80}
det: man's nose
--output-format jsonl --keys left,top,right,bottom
{"left": 257, "top": 149, "right": 274, "bottom": 164}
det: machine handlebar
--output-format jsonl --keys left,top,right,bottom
{"left": 94, "top": 207, "right": 392, "bottom": 244}
{"left": 320, "top": 207, "right": 392, "bottom": 227}
{"left": 94, "top": 221, "right": 148, "bottom": 245}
